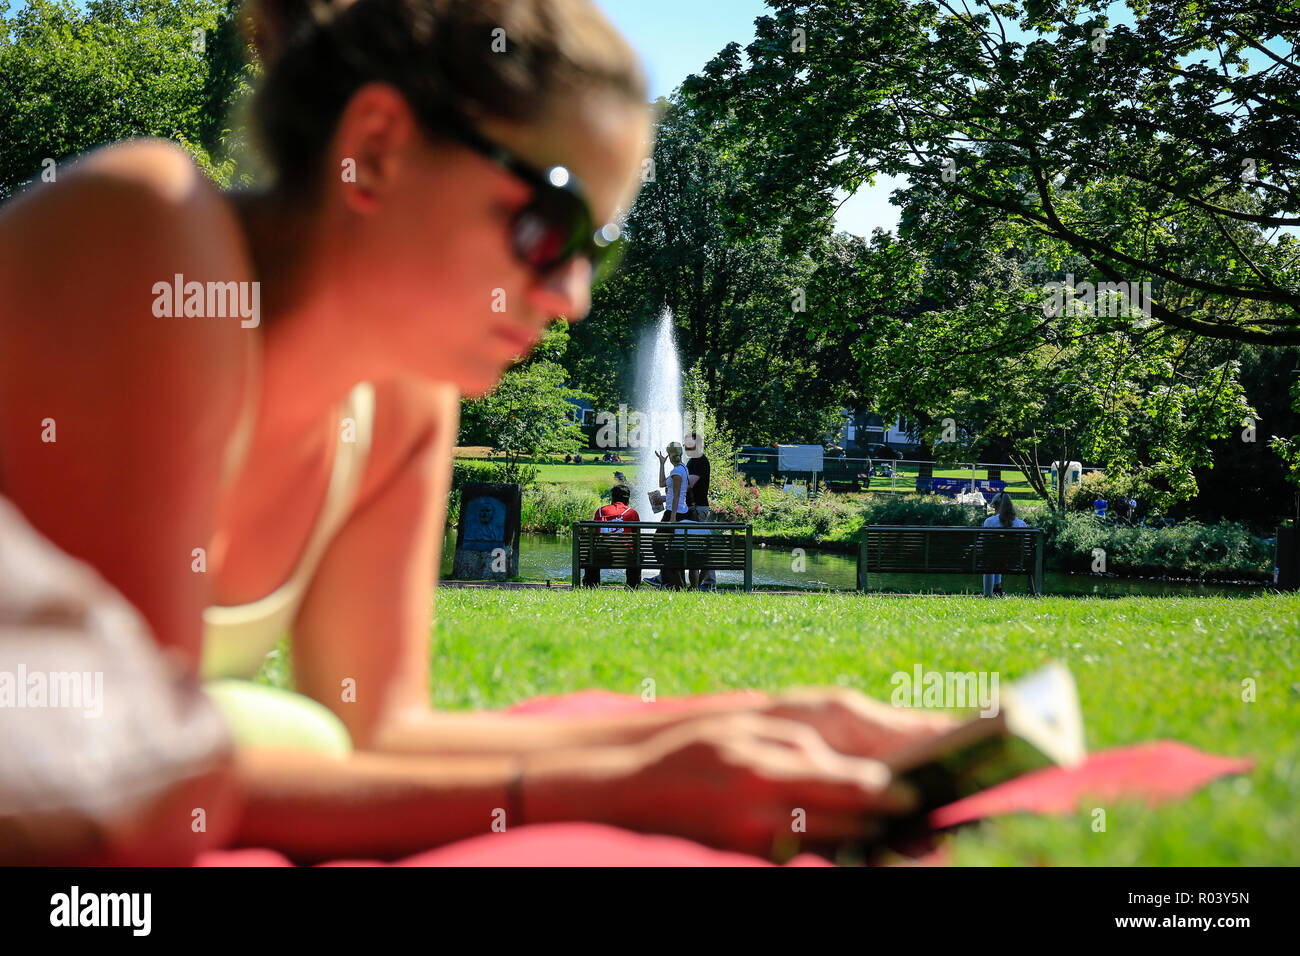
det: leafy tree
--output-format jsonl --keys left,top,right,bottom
{"left": 460, "top": 323, "right": 590, "bottom": 485}
{"left": 682, "top": 357, "right": 740, "bottom": 482}
{"left": 833, "top": 194, "right": 1253, "bottom": 510}
{"left": 0, "top": 0, "right": 252, "bottom": 197}
{"left": 685, "top": 0, "right": 1300, "bottom": 344}
{"left": 566, "top": 97, "right": 857, "bottom": 445}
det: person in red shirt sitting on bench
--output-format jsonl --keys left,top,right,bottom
{"left": 582, "top": 483, "right": 642, "bottom": 588}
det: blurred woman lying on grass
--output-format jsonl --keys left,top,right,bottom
{"left": 0, "top": 0, "right": 952, "bottom": 863}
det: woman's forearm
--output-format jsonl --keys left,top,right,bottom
{"left": 368, "top": 699, "right": 758, "bottom": 757}
{"left": 232, "top": 748, "right": 516, "bottom": 861}
{"left": 231, "top": 744, "right": 638, "bottom": 862}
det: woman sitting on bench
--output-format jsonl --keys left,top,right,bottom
{"left": 982, "top": 495, "right": 1028, "bottom": 597}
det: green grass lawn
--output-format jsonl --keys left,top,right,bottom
{"left": 457, "top": 451, "right": 640, "bottom": 490}
{"left": 458, "top": 450, "right": 1045, "bottom": 502}
{"left": 852, "top": 465, "right": 1040, "bottom": 501}
{"left": 428, "top": 588, "right": 1300, "bottom": 865}
{"left": 521, "top": 462, "right": 634, "bottom": 489}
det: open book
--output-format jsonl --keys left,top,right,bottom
{"left": 866, "top": 662, "right": 1086, "bottom": 853}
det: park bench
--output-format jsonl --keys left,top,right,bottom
{"left": 856, "top": 525, "right": 1045, "bottom": 594}
{"left": 571, "top": 520, "right": 753, "bottom": 592}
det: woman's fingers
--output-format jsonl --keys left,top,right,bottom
{"left": 624, "top": 710, "right": 925, "bottom": 856}
{"left": 671, "top": 711, "right": 917, "bottom": 814}
{"left": 761, "top": 687, "right": 962, "bottom": 760}
{"left": 724, "top": 714, "right": 918, "bottom": 814}
{"left": 706, "top": 717, "right": 915, "bottom": 854}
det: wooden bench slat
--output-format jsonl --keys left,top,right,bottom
{"left": 858, "top": 525, "right": 1045, "bottom": 594}
{"left": 573, "top": 522, "right": 754, "bottom": 589}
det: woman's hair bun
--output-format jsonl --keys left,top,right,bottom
{"left": 244, "top": 0, "right": 334, "bottom": 63}
{"left": 250, "top": 0, "right": 647, "bottom": 195}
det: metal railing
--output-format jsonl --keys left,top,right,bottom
{"left": 732, "top": 452, "right": 1103, "bottom": 499}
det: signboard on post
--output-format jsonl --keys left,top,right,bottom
{"left": 451, "top": 482, "right": 522, "bottom": 580}
{"left": 776, "top": 444, "right": 824, "bottom": 473}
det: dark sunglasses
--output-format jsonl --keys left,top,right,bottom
{"left": 430, "top": 114, "right": 626, "bottom": 282}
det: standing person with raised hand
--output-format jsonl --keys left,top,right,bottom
{"left": 0, "top": 0, "right": 954, "bottom": 863}
{"left": 648, "top": 441, "right": 692, "bottom": 590}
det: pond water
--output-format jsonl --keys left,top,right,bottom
{"left": 442, "top": 533, "right": 1265, "bottom": 598}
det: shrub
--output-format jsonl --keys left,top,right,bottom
{"left": 708, "top": 479, "right": 994, "bottom": 540}
{"left": 1046, "top": 512, "right": 1270, "bottom": 579}
{"left": 1068, "top": 470, "right": 1131, "bottom": 512}
{"left": 708, "top": 472, "right": 765, "bottom": 523}
{"left": 521, "top": 484, "right": 602, "bottom": 534}
{"left": 858, "top": 495, "right": 987, "bottom": 527}
{"left": 449, "top": 460, "right": 500, "bottom": 527}
{"left": 452, "top": 459, "right": 499, "bottom": 490}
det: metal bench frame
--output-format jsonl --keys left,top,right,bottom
{"left": 571, "top": 521, "right": 753, "bottom": 592}
{"left": 857, "top": 525, "right": 1045, "bottom": 595}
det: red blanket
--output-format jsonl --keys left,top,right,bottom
{"left": 196, "top": 690, "right": 1252, "bottom": 867}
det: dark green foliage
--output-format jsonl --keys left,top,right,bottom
{"left": 1037, "top": 511, "right": 1273, "bottom": 580}
{"left": 566, "top": 97, "right": 857, "bottom": 445}
{"left": 685, "top": 0, "right": 1300, "bottom": 344}
{"left": 0, "top": 0, "right": 253, "bottom": 197}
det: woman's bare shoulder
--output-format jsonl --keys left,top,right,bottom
{"left": 0, "top": 140, "right": 252, "bottom": 374}
{"left": 0, "top": 139, "right": 252, "bottom": 447}
{"left": 3, "top": 139, "right": 231, "bottom": 217}
{"left": 0, "top": 139, "right": 249, "bottom": 315}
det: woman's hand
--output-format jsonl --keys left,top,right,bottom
{"left": 756, "top": 687, "right": 960, "bottom": 763}
{"left": 536, "top": 711, "right": 919, "bottom": 857}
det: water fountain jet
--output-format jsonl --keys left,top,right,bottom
{"left": 631, "top": 309, "right": 683, "bottom": 517}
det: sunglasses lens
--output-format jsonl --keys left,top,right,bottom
{"left": 516, "top": 188, "right": 588, "bottom": 267}
{"left": 513, "top": 207, "right": 571, "bottom": 269}
{"left": 513, "top": 191, "right": 624, "bottom": 282}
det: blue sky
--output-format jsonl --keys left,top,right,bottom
{"left": 595, "top": 0, "right": 765, "bottom": 102}
{"left": 595, "top": 0, "right": 910, "bottom": 238}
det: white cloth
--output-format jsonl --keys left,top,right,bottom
{"left": 671, "top": 519, "right": 711, "bottom": 535}
{"left": 983, "top": 515, "right": 1028, "bottom": 528}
